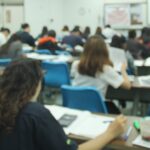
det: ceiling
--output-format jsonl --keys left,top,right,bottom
{"left": 0, "top": 0, "right": 23, "bottom": 5}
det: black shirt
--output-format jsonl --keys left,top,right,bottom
{"left": 18, "top": 31, "right": 35, "bottom": 47}
{"left": 0, "top": 102, "right": 77, "bottom": 150}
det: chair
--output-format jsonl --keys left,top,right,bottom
{"left": 35, "top": 49, "right": 51, "bottom": 55}
{"left": 42, "top": 61, "right": 70, "bottom": 88}
{"left": 61, "top": 85, "right": 108, "bottom": 113}
{"left": 0, "top": 58, "right": 12, "bottom": 66}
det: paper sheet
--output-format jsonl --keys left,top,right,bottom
{"left": 45, "top": 105, "right": 114, "bottom": 138}
{"left": 133, "top": 135, "right": 150, "bottom": 149}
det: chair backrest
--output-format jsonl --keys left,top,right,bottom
{"left": 35, "top": 49, "right": 51, "bottom": 55}
{"left": 42, "top": 62, "right": 70, "bottom": 88}
{"left": 0, "top": 58, "right": 12, "bottom": 66}
{"left": 61, "top": 85, "right": 108, "bottom": 113}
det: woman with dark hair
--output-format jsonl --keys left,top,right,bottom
{"left": 36, "top": 26, "right": 48, "bottom": 40}
{"left": 82, "top": 26, "right": 91, "bottom": 40}
{"left": 0, "top": 59, "right": 127, "bottom": 150}
{"left": 95, "top": 26, "right": 106, "bottom": 39}
{"left": 71, "top": 36, "right": 131, "bottom": 113}
{"left": 0, "top": 33, "right": 23, "bottom": 58}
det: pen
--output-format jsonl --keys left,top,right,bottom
{"left": 103, "top": 120, "right": 113, "bottom": 123}
{"left": 123, "top": 126, "right": 132, "bottom": 141}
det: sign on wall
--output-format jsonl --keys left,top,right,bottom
{"left": 104, "top": 3, "right": 146, "bottom": 28}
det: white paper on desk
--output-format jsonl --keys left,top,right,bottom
{"left": 134, "top": 60, "right": 144, "bottom": 67}
{"left": 108, "top": 46, "right": 127, "bottom": 71}
{"left": 144, "top": 57, "right": 150, "bottom": 66}
{"left": 133, "top": 135, "right": 150, "bottom": 148}
{"left": 68, "top": 114, "right": 114, "bottom": 139}
{"left": 26, "top": 53, "right": 57, "bottom": 60}
{"left": 45, "top": 105, "right": 114, "bottom": 138}
{"left": 136, "top": 76, "right": 150, "bottom": 87}
{"left": 52, "top": 55, "right": 73, "bottom": 63}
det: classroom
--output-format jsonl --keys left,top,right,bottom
{"left": 0, "top": 0, "right": 150, "bottom": 149}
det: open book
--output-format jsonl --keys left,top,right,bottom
{"left": 108, "top": 46, "right": 127, "bottom": 72}
{"left": 45, "top": 105, "right": 114, "bottom": 139}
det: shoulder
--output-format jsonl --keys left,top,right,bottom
{"left": 11, "top": 41, "right": 22, "bottom": 47}
{"left": 71, "top": 60, "right": 79, "bottom": 71}
{"left": 103, "top": 65, "right": 115, "bottom": 72}
{"left": 72, "top": 60, "right": 79, "bottom": 67}
{"left": 22, "top": 102, "right": 50, "bottom": 118}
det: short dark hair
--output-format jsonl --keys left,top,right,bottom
{"left": 128, "top": 30, "right": 136, "bottom": 39}
{"left": 48, "top": 30, "right": 56, "bottom": 38}
{"left": 1, "top": 27, "right": 10, "bottom": 34}
{"left": 21, "top": 23, "right": 29, "bottom": 29}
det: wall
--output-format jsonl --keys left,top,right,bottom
{"left": 62, "top": 0, "right": 104, "bottom": 34}
{"left": 0, "top": 6, "right": 3, "bottom": 27}
{"left": 62, "top": 0, "right": 150, "bottom": 35}
{"left": 0, "top": 5, "right": 24, "bottom": 33}
{"left": 24, "top": 0, "right": 63, "bottom": 36}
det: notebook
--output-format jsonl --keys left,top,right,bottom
{"left": 45, "top": 105, "right": 114, "bottom": 139}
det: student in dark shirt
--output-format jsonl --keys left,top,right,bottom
{"left": 17, "top": 23, "right": 35, "bottom": 47}
{"left": 62, "top": 27, "right": 84, "bottom": 48}
{"left": 0, "top": 59, "right": 127, "bottom": 150}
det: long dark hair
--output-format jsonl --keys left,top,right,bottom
{"left": 0, "top": 59, "right": 42, "bottom": 132}
{"left": 78, "top": 35, "right": 113, "bottom": 77}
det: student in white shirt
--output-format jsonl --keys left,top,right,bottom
{"left": 71, "top": 35, "right": 131, "bottom": 113}
{"left": 0, "top": 28, "right": 10, "bottom": 46}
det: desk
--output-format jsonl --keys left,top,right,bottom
{"left": 69, "top": 116, "right": 148, "bottom": 150}
{"left": 106, "top": 84, "right": 150, "bottom": 115}
{"left": 25, "top": 52, "right": 76, "bottom": 63}
{"left": 137, "top": 66, "right": 150, "bottom": 76}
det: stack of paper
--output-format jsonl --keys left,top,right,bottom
{"left": 144, "top": 57, "right": 150, "bottom": 66}
{"left": 135, "top": 76, "right": 150, "bottom": 87}
{"left": 133, "top": 135, "right": 150, "bottom": 149}
{"left": 45, "top": 105, "right": 114, "bottom": 139}
{"left": 108, "top": 46, "right": 127, "bottom": 72}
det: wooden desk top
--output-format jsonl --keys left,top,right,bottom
{"left": 68, "top": 116, "right": 149, "bottom": 150}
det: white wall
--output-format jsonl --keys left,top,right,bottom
{"left": 23, "top": 0, "right": 150, "bottom": 36}
{"left": 62, "top": 0, "right": 150, "bottom": 34}
{"left": 62, "top": 0, "right": 104, "bottom": 34}
{"left": 0, "top": 5, "right": 24, "bottom": 33}
{"left": 0, "top": 6, "right": 3, "bottom": 28}
{"left": 24, "top": 0, "right": 63, "bottom": 36}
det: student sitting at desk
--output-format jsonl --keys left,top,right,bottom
{"left": 0, "top": 59, "right": 127, "bottom": 150}
{"left": 71, "top": 35, "right": 131, "bottom": 113}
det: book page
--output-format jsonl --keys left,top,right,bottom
{"left": 133, "top": 135, "right": 150, "bottom": 149}
{"left": 45, "top": 105, "right": 114, "bottom": 138}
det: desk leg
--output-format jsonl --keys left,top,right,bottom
{"left": 132, "top": 92, "right": 140, "bottom": 116}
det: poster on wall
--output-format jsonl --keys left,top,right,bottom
{"left": 104, "top": 4, "right": 130, "bottom": 26}
{"left": 130, "top": 4, "right": 143, "bottom": 25}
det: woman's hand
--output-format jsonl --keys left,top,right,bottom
{"left": 106, "top": 115, "right": 127, "bottom": 139}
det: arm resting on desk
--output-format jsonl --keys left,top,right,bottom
{"left": 78, "top": 115, "right": 127, "bottom": 150}
{"left": 120, "top": 64, "right": 131, "bottom": 90}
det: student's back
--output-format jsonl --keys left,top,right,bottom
{"left": 0, "top": 102, "right": 77, "bottom": 150}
